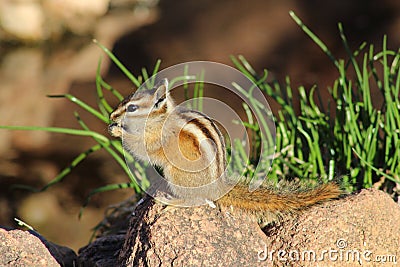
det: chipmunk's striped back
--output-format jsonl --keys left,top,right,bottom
{"left": 164, "top": 108, "right": 227, "bottom": 186}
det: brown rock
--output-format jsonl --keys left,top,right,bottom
{"left": 29, "top": 230, "right": 78, "bottom": 267}
{"left": 260, "top": 188, "right": 400, "bottom": 266}
{"left": 0, "top": 228, "right": 60, "bottom": 266}
{"left": 117, "top": 196, "right": 268, "bottom": 266}
{"left": 112, "top": 189, "right": 400, "bottom": 266}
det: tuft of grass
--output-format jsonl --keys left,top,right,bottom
{"left": 232, "top": 12, "right": 400, "bottom": 193}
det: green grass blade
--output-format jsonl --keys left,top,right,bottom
{"left": 99, "top": 78, "right": 124, "bottom": 101}
{"left": 289, "top": 11, "right": 338, "bottom": 68}
{"left": 93, "top": 39, "right": 140, "bottom": 87}
{"left": 152, "top": 59, "right": 162, "bottom": 78}
{"left": 338, "top": 23, "right": 363, "bottom": 85}
{"left": 353, "top": 148, "right": 398, "bottom": 184}
{"left": 0, "top": 125, "right": 109, "bottom": 142}
{"left": 11, "top": 143, "right": 104, "bottom": 193}
{"left": 47, "top": 94, "right": 109, "bottom": 123}
{"left": 96, "top": 57, "right": 114, "bottom": 114}
{"left": 230, "top": 55, "right": 257, "bottom": 83}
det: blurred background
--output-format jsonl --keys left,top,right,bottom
{"left": 0, "top": 0, "right": 399, "bottom": 251}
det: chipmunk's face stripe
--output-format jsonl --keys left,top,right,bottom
{"left": 121, "top": 93, "right": 134, "bottom": 106}
{"left": 110, "top": 93, "right": 134, "bottom": 121}
{"left": 110, "top": 108, "right": 124, "bottom": 121}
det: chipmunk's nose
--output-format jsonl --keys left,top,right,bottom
{"left": 108, "top": 122, "right": 116, "bottom": 133}
{"left": 108, "top": 122, "right": 122, "bottom": 137}
{"left": 109, "top": 122, "right": 117, "bottom": 127}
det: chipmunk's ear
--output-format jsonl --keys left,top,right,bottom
{"left": 153, "top": 78, "right": 169, "bottom": 108}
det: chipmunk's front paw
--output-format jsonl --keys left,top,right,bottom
{"left": 108, "top": 122, "right": 123, "bottom": 138}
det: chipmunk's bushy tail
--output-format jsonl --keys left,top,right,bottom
{"left": 217, "top": 182, "right": 341, "bottom": 217}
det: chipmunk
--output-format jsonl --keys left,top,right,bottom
{"left": 109, "top": 79, "right": 342, "bottom": 223}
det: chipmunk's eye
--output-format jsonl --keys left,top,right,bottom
{"left": 127, "top": 104, "right": 138, "bottom": 112}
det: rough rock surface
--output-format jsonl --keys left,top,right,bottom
{"left": 260, "top": 189, "right": 400, "bottom": 266}
{"left": 77, "top": 188, "right": 400, "bottom": 266}
{"left": 0, "top": 228, "right": 61, "bottom": 266}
